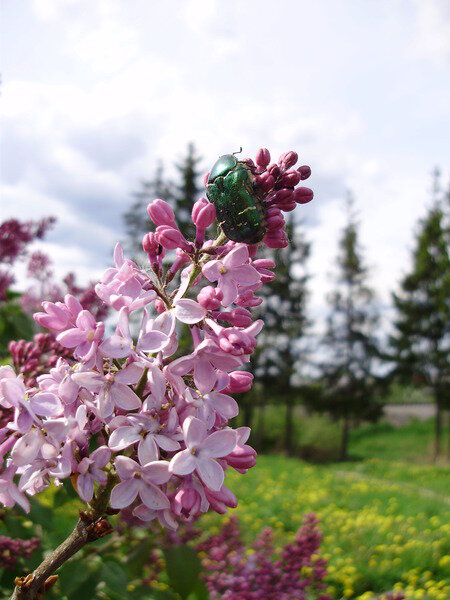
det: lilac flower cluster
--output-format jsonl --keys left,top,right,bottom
{"left": 0, "top": 148, "right": 312, "bottom": 529}
{"left": 0, "top": 535, "right": 40, "bottom": 570}
{"left": 241, "top": 149, "right": 312, "bottom": 249}
{"left": 0, "top": 218, "right": 55, "bottom": 301}
{"left": 197, "top": 514, "right": 330, "bottom": 600}
{"left": 9, "top": 333, "right": 73, "bottom": 389}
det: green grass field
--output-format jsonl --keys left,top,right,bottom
{"left": 201, "top": 419, "right": 450, "bottom": 599}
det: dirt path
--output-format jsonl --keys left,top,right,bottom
{"left": 383, "top": 403, "right": 436, "bottom": 426}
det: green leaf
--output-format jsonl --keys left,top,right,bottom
{"left": 187, "top": 579, "right": 209, "bottom": 600}
{"left": 163, "top": 545, "right": 201, "bottom": 600}
{"left": 58, "top": 559, "right": 91, "bottom": 596}
{"left": 124, "top": 537, "right": 155, "bottom": 579}
{"left": 28, "top": 498, "right": 54, "bottom": 529}
{"left": 101, "top": 561, "right": 128, "bottom": 599}
{"left": 133, "top": 588, "right": 178, "bottom": 600}
{"left": 68, "top": 573, "right": 99, "bottom": 600}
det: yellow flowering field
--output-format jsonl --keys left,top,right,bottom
{"left": 201, "top": 456, "right": 450, "bottom": 599}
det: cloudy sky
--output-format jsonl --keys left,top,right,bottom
{"left": 1, "top": 0, "right": 449, "bottom": 334}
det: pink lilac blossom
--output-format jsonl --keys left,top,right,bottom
{"left": 196, "top": 514, "right": 331, "bottom": 600}
{"left": 0, "top": 535, "right": 40, "bottom": 570}
{"left": 1, "top": 147, "right": 312, "bottom": 529}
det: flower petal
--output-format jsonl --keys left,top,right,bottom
{"left": 196, "top": 457, "right": 224, "bottom": 492}
{"left": 137, "top": 331, "right": 169, "bottom": 353}
{"left": 138, "top": 435, "right": 159, "bottom": 465}
{"left": 201, "top": 429, "right": 237, "bottom": 458}
{"left": 77, "top": 474, "right": 94, "bottom": 502}
{"left": 173, "top": 299, "right": 207, "bottom": 324}
{"left": 139, "top": 482, "right": 170, "bottom": 510}
{"left": 111, "top": 383, "right": 141, "bottom": 411}
{"left": 184, "top": 416, "right": 207, "bottom": 449}
{"left": 109, "top": 426, "right": 141, "bottom": 451}
{"left": 110, "top": 479, "right": 139, "bottom": 509}
{"left": 100, "top": 335, "right": 133, "bottom": 359}
{"left": 142, "top": 460, "right": 171, "bottom": 485}
{"left": 169, "top": 450, "right": 196, "bottom": 475}
{"left": 114, "top": 456, "right": 140, "bottom": 480}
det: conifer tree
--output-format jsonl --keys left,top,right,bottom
{"left": 318, "top": 196, "right": 381, "bottom": 460}
{"left": 123, "top": 143, "right": 203, "bottom": 258}
{"left": 123, "top": 162, "right": 173, "bottom": 259}
{"left": 390, "top": 170, "right": 449, "bottom": 459}
{"left": 173, "top": 142, "right": 203, "bottom": 240}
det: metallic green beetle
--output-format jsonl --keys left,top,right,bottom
{"left": 206, "top": 154, "right": 266, "bottom": 244}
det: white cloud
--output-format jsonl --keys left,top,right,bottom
{"left": 412, "top": 0, "right": 450, "bottom": 66}
{"left": 2, "top": 0, "right": 449, "bottom": 348}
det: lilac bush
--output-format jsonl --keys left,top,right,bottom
{"left": 1, "top": 147, "right": 312, "bottom": 596}
{"left": 197, "top": 514, "right": 330, "bottom": 600}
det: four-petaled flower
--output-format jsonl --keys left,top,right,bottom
{"left": 169, "top": 416, "right": 237, "bottom": 491}
{"left": 202, "top": 245, "right": 261, "bottom": 307}
{"left": 110, "top": 456, "right": 171, "bottom": 510}
{"left": 76, "top": 446, "right": 111, "bottom": 502}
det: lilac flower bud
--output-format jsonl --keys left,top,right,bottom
{"left": 197, "top": 286, "right": 223, "bottom": 310}
{"left": 203, "top": 172, "right": 210, "bottom": 186}
{"left": 192, "top": 198, "right": 216, "bottom": 229}
{"left": 224, "top": 371, "right": 254, "bottom": 393}
{"left": 266, "top": 208, "right": 285, "bottom": 231}
{"left": 280, "top": 170, "right": 301, "bottom": 188}
{"left": 273, "top": 189, "right": 293, "bottom": 203}
{"left": 298, "top": 165, "right": 311, "bottom": 180}
{"left": 218, "top": 308, "right": 253, "bottom": 328}
{"left": 277, "top": 200, "right": 297, "bottom": 212}
{"left": 204, "top": 485, "right": 237, "bottom": 514}
{"left": 167, "top": 250, "right": 191, "bottom": 281}
{"left": 255, "top": 148, "right": 271, "bottom": 169}
{"left": 155, "top": 298, "right": 166, "bottom": 313}
{"left": 278, "top": 151, "right": 298, "bottom": 170}
{"left": 147, "top": 199, "right": 175, "bottom": 226}
{"left": 225, "top": 444, "right": 257, "bottom": 472}
{"left": 156, "top": 225, "right": 192, "bottom": 252}
{"left": 173, "top": 486, "right": 202, "bottom": 521}
{"left": 255, "top": 172, "right": 275, "bottom": 193}
{"left": 266, "top": 163, "right": 280, "bottom": 179}
{"left": 293, "top": 187, "right": 314, "bottom": 204}
{"left": 253, "top": 259, "right": 276, "bottom": 283}
{"left": 235, "top": 289, "right": 263, "bottom": 307}
{"left": 142, "top": 232, "right": 159, "bottom": 255}
{"left": 264, "top": 230, "right": 288, "bottom": 248}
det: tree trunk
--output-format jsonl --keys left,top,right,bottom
{"left": 243, "top": 403, "right": 254, "bottom": 429}
{"left": 433, "top": 401, "right": 442, "bottom": 461}
{"left": 255, "top": 402, "right": 266, "bottom": 451}
{"left": 340, "top": 415, "right": 350, "bottom": 461}
{"left": 285, "top": 399, "right": 294, "bottom": 456}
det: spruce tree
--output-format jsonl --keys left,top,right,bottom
{"left": 123, "top": 143, "right": 203, "bottom": 258}
{"left": 318, "top": 196, "right": 381, "bottom": 460}
{"left": 123, "top": 162, "right": 173, "bottom": 259}
{"left": 250, "top": 217, "right": 311, "bottom": 455}
{"left": 390, "top": 170, "right": 449, "bottom": 459}
{"left": 173, "top": 142, "right": 203, "bottom": 240}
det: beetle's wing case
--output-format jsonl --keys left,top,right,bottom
{"left": 207, "top": 161, "right": 266, "bottom": 244}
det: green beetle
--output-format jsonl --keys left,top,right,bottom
{"left": 206, "top": 154, "right": 266, "bottom": 244}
